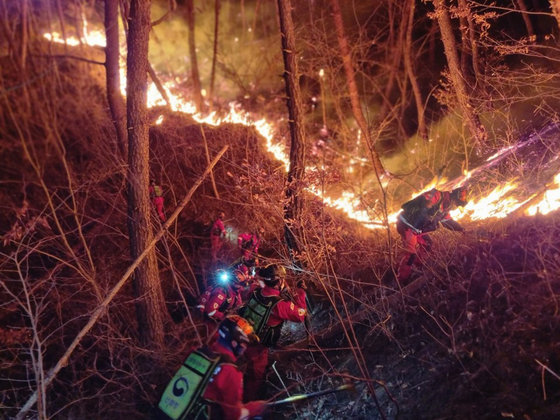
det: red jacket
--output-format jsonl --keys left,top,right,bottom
{"left": 261, "top": 285, "right": 307, "bottom": 326}
{"left": 197, "top": 285, "right": 243, "bottom": 321}
{"left": 237, "top": 232, "right": 260, "bottom": 254}
{"left": 211, "top": 218, "right": 226, "bottom": 238}
{"left": 203, "top": 342, "right": 263, "bottom": 420}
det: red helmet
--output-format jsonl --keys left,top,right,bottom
{"left": 451, "top": 186, "right": 468, "bottom": 207}
{"left": 233, "top": 264, "right": 250, "bottom": 286}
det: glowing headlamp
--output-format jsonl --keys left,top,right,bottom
{"left": 218, "top": 270, "right": 230, "bottom": 284}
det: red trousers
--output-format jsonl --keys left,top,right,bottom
{"left": 211, "top": 235, "right": 224, "bottom": 264}
{"left": 396, "top": 221, "right": 432, "bottom": 281}
{"left": 243, "top": 343, "right": 269, "bottom": 402}
{"left": 152, "top": 196, "right": 165, "bottom": 222}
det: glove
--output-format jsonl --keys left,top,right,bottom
{"left": 245, "top": 400, "right": 267, "bottom": 416}
{"left": 421, "top": 222, "right": 437, "bottom": 233}
{"left": 296, "top": 279, "right": 307, "bottom": 290}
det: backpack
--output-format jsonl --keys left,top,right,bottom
{"left": 240, "top": 290, "right": 282, "bottom": 347}
{"left": 157, "top": 348, "right": 222, "bottom": 420}
{"left": 198, "top": 285, "right": 232, "bottom": 316}
{"left": 401, "top": 189, "right": 444, "bottom": 229}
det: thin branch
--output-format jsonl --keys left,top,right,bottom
{"left": 151, "top": 0, "right": 176, "bottom": 27}
{"left": 15, "top": 145, "right": 229, "bottom": 420}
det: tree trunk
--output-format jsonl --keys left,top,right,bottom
{"left": 433, "top": 0, "right": 487, "bottom": 145}
{"left": 457, "top": 0, "right": 481, "bottom": 86}
{"left": 329, "top": 0, "right": 386, "bottom": 177}
{"left": 403, "top": 0, "right": 428, "bottom": 140}
{"left": 458, "top": 3, "right": 470, "bottom": 81}
{"left": 209, "top": 0, "right": 220, "bottom": 102}
{"left": 276, "top": 0, "right": 306, "bottom": 259}
{"left": 104, "top": 0, "right": 127, "bottom": 158}
{"left": 378, "top": 2, "right": 407, "bottom": 126}
{"left": 126, "top": 0, "right": 166, "bottom": 347}
{"left": 515, "top": 0, "right": 535, "bottom": 38}
{"left": 186, "top": 0, "right": 205, "bottom": 112}
{"left": 551, "top": 0, "right": 560, "bottom": 35}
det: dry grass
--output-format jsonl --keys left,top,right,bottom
{"left": 2, "top": 14, "right": 560, "bottom": 420}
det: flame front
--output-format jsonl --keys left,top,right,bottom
{"left": 43, "top": 26, "right": 560, "bottom": 229}
{"left": 527, "top": 173, "right": 560, "bottom": 216}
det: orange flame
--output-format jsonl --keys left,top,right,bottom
{"left": 526, "top": 173, "right": 560, "bottom": 216}
{"left": 43, "top": 27, "right": 560, "bottom": 229}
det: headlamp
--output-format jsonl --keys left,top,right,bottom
{"left": 217, "top": 270, "right": 230, "bottom": 284}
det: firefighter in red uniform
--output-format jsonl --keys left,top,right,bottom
{"left": 149, "top": 180, "right": 166, "bottom": 222}
{"left": 197, "top": 266, "right": 250, "bottom": 323}
{"left": 396, "top": 186, "right": 468, "bottom": 282}
{"left": 240, "top": 263, "right": 307, "bottom": 401}
{"left": 237, "top": 227, "right": 264, "bottom": 267}
{"left": 157, "top": 315, "right": 266, "bottom": 420}
{"left": 210, "top": 211, "right": 227, "bottom": 265}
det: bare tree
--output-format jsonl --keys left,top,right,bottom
{"left": 276, "top": 0, "right": 306, "bottom": 259}
{"left": 329, "top": 0, "right": 387, "bottom": 177}
{"left": 126, "top": 0, "right": 167, "bottom": 347}
{"left": 209, "top": 0, "right": 220, "bottom": 102}
{"left": 403, "top": 0, "right": 428, "bottom": 140}
{"left": 457, "top": 0, "right": 481, "bottom": 85}
{"left": 186, "top": 0, "right": 205, "bottom": 112}
{"left": 104, "top": 0, "right": 127, "bottom": 157}
{"left": 432, "top": 0, "right": 487, "bottom": 145}
{"left": 551, "top": 0, "right": 560, "bottom": 34}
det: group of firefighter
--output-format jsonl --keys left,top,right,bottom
{"left": 154, "top": 205, "right": 307, "bottom": 419}
{"left": 150, "top": 178, "right": 469, "bottom": 419}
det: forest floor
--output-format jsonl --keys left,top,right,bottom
{"left": 2, "top": 50, "right": 560, "bottom": 420}
{"left": 263, "top": 212, "right": 560, "bottom": 420}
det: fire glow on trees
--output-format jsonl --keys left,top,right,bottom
{"left": 43, "top": 27, "right": 560, "bottom": 229}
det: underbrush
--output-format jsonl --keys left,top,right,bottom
{"left": 0, "top": 50, "right": 384, "bottom": 418}
{"left": 271, "top": 215, "right": 560, "bottom": 419}
{"left": 2, "top": 28, "right": 560, "bottom": 420}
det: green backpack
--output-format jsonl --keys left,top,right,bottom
{"left": 153, "top": 185, "right": 163, "bottom": 197}
{"left": 157, "top": 349, "right": 221, "bottom": 420}
{"left": 241, "top": 290, "right": 281, "bottom": 346}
